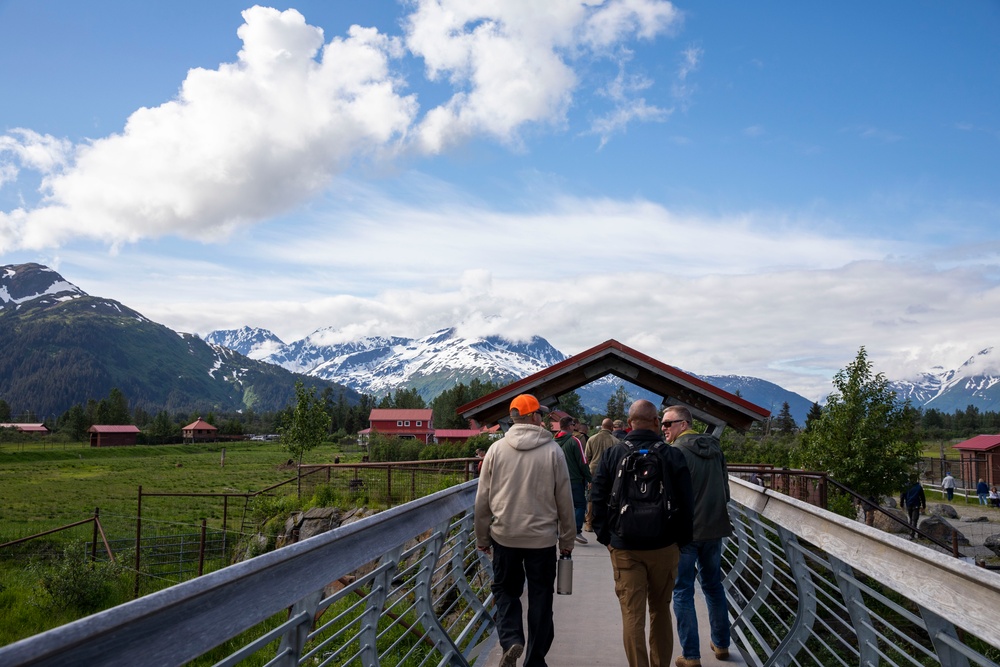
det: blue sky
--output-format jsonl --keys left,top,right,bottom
{"left": 1, "top": 0, "right": 999, "bottom": 401}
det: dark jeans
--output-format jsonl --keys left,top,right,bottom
{"left": 945, "top": 488, "right": 954, "bottom": 501}
{"left": 491, "top": 541, "right": 557, "bottom": 667}
{"left": 571, "top": 482, "right": 586, "bottom": 533}
{"left": 907, "top": 506, "right": 920, "bottom": 537}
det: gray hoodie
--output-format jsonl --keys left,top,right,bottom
{"left": 474, "top": 423, "right": 577, "bottom": 552}
{"left": 672, "top": 432, "right": 733, "bottom": 542}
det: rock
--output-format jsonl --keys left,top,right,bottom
{"left": 918, "top": 515, "right": 969, "bottom": 545}
{"left": 985, "top": 534, "right": 1000, "bottom": 558}
{"left": 963, "top": 516, "right": 990, "bottom": 523}
{"left": 873, "top": 508, "right": 909, "bottom": 534}
{"left": 929, "top": 504, "right": 958, "bottom": 519}
{"left": 883, "top": 497, "right": 897, "bottom": 509}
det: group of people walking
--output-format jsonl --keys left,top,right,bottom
{"left": 474, "top": 394, "right": 733, "bottom": 667}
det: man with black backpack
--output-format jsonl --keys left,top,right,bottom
{"left": 591, "top": 400, "right": 694, "bottom": 667}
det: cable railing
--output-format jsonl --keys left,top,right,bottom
{"left": 726, "top": 478, "right": 1000, "bottom": 666}
{"left": 3, "top": 475, "right": 999, "bottom": 666}
{"left": 0, "top": 480, "right": 494, "bottom": 667}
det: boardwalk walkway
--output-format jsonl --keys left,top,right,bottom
{"left": 481, "top": 537, "right": 746, "bottom": 667}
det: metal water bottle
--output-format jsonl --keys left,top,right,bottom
{"left": 556, "top": 554, "right": 573, "bottom": 595}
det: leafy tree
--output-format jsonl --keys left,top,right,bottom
{"left": 429, "top": 379, "right": 499, "bottom": 430}
{"left": 0, "top": 398, "right": 11, "bottom": 421}
{"left": 377, "top": 387, "right": 426, "bottom": 409}
{"left": 147, "top": 411, "right": 179, "bottom": 439}
{"left": 280, "top": 382, "right": 331, "bottom": 465}
{"left": 61, "top": 404, "right": 89, "bottom": 441}
{"left": 605, "top": 384, "right": 631, "bottom": 423}
{"left": 795, "top": 346, "right": 920, "bottom": 501}
{"left": 96, "top": 388, "right": 130, "bottom": 424}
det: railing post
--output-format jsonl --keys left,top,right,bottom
{"left": 766, "top": 528, "right": 817, "bottom": 667}
{"left": 275, "top": 591, "right": 323, "bottom": 667}
{"left": 359, "top": 546, "right": 402, "bottom": 667}
{"left": 829, "top": 556, "right": 879, "bottom": 667}
{"left": 414, "top": 519, "right": 469, "bottom": 666}
{"left": 920, "top": 607, "right": 972, "bottom": 667}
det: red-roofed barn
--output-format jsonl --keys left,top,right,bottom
{"left": 0, "top": 423, "right": 50, "bottom": 435}
{"left": 954, "top": 434, "right": 1000, "bottom": 487}
{"left": 89, "top": 425, "right": 140, "bottom": 447}
{"left": 366, "top": 409, "right": 435, "bottom": 444}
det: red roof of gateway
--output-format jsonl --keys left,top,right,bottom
{"left": 88, "top": 425, "right": 141, "bottom": 434}
{"left": 953, "top": 435, "right": 1000, "bottom": 452}
{"left": 368, "top": 409, "right": 434, "bottom": 422}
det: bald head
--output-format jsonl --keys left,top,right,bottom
{"left": 628, "top": 399, "right": 659, "bottom": 429}
{"left": 601, "top": 418, "right": 614, "bottom": 431}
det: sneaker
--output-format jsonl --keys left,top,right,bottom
{"left": 675, "top": 657, "right": 701, "bottom": 667}
{"left": 711, "top": 643, "right": 730, "bottom": 660}
{"left": 575, "top": 532, "right": 588, "bottom": 544}
{"left": 500, "top": 643, "right": 523, "bottom": 667}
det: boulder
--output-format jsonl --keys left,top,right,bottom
{"left": 298, "top": 507, "right": 342, "bottom": 541}
{"left": 963, "top": 515, "right": 990, "bottom": 523}
{"left": 928, "top": 504, "right": 958, "bottom": 519}
{"left": 873, "top": 508, "right": 909, "bottom": 534}
{"left": 917, "top": 515, "right": 969, "bottom": 545}
{"left": 883, "top": 497, "right": 898, "bottom": 509}
{"left": 984, "top": 534, "right": 1000, "bottom": 558}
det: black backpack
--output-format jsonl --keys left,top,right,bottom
{"left": 608, "top": 442, "right": 677, "bottom": 541}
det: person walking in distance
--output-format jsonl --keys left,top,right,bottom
{"left": 663, "top": 405, "right": 732, "bottom": 666}
{"left": 475, "top": 394, "right": 576, "bottom": 667}
{"left": 900, "top": 477, "right": 926, "bottom": 539}
{"left": 591, "top": 400, "right": 694, "bottom": 667}
{"left": 941, "top": 471, "right": 956, "bottom": 501}
{"left": 583, "top": 418, "right": 619, "bottom": 532}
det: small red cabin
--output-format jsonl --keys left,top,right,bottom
{"left": 954, "top": 434, "right": 1000, "bottom": 487}
{"left": 89, "top": 425, "right": 140, "bottom": 447}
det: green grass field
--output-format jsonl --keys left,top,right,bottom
{"left": 0, "top": 439, "right": 356, "bottom": 542}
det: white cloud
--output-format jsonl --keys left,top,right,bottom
{"left": 406, "top": 0, "right": 681, "bottom": 153}
{"left": 2, "top": 7, "right": 416, "bottom": 251}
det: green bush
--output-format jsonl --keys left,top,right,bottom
{"left": 29, "top": 544, "right": 131, "bottom": 615}
{"left": 826, "top": 491, "right": 856, "bottom": 520}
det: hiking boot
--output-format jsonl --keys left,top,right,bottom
{"left": 711, "top": 643, "right": 730, "bottom": 660}
{"left": 500, "top": 643, "right": 523, "bottom": 667}
{"left": 575, "top": 532, "right": 588, "bottom": 544}
{"left": 675, "top": 657, "right": 701, "bottom": 667}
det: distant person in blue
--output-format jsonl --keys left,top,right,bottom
{"left": 978, "top": 479, "right": 989, "bottom": 505}
{"left": 941, "top": 471, "right": 956, "bottom": 501}
{"left": 900, "top": 479, "right": 926, "bottom": 539}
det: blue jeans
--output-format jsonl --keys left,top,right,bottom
{"left": 673, "top": 539, "right": 730, "bottom": 660}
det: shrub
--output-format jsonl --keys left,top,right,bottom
{"left": 29, "top": 544, "right": 131, "bottom": 615}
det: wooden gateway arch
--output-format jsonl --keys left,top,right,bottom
{"left": 457, "top": 339, "right": 770, "bottom": 436}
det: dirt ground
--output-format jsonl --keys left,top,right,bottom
{"left": 917, "top": 499, "right": 1000, "bottom": 563}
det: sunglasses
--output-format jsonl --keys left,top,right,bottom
{"left": 661, "top": 419, "right": 686, "bottom": 427}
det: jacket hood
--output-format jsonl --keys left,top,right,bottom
{"left": 675, "top": 432, "right": 723, "bottom": 459}
{"left": 504, "top": 423, "right": 556, "bottom": 451}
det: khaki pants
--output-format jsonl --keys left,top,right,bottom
{"left": 609, "top": 544, "right": 680, "bottom": 667}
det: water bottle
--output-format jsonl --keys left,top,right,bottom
{"left": 556, "top": 554, "right": 573, "bottom": 595}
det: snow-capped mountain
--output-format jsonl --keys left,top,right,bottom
{"left": 206, "top": 326, "right": 566, "bottom": 400}
{"left": 891, "top": 348, "right": 1000, "bottom": 413}
{"left": 1, "top": 263, "right": 87, "bottom": 309}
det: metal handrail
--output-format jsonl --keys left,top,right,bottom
{"left": 726, "top": 478, "right": 1000, "bottom": 666}
{"left": 0, "top": 480, "right": 492, "bottom": 667}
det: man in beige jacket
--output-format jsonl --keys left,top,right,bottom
{"left": 475, "top": 394, "right": 576, "bottom": 667}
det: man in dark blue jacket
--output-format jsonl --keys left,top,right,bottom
{"left": 900, "top": 478, "right": 926, "bottom": 539}
{"left": 591, "top": 400, "right": 694, "bottom": 667}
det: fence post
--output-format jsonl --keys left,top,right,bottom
{"left": 91, "top": 507, "right": 99, "bottom": 562}
{"left": 387, "top": 465, "right": 392, "bottom": 505}
{"left": 134, "top": 485, "right": 142, "bottom": 599}
{"left": 199, "top": 519, "right": 207, "bottom": 577}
